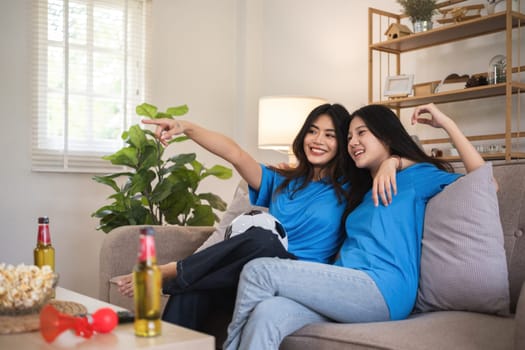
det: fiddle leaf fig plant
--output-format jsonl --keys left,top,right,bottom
{"left": 92, "top": 102, "right": 233, "bottom": 233}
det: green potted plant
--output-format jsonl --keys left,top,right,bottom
{"left": 397, "top": 0, "right": 437, "bottom": 32}
{"left": 92, "top": 102, "right": 232, "bottom": 233}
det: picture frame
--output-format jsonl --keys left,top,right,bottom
{"left": 383, "top": 74, "right": 414, "bottom": 97}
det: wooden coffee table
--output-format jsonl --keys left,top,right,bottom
{"left": 0, "top": 287, "right": 215, "bottom": 349}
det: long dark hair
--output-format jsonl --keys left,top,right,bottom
{"left": 345, "top": 104, "right": 453, "bottom": 216}
{"left": 270, "top": 103, "right": 352, "bottom": 203}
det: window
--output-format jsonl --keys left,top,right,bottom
{"left": 32, "top": 0, "right": 151, "bottom": 172}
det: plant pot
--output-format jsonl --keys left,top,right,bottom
{"left": 484, "top": 0, "right": 518, "bottom": 14}
{"left": 485, "top": 3, "right": 496, "bottom": 15}
{"left": 413, "top": 20, "right": 433, "bottom": 33}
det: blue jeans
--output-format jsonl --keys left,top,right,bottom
{"left": 161, "top": 229, "right": 295, "bottom": 338}
{"left": 223, "top": 257, "right": 390, "bottom": 350}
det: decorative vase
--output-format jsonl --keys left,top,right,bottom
{"left": 485, "top": 0, "right": 518, "bottom": 14}
{"left": 413, "top": 20, "right": 433, "bottom": 33}
{"left": 485, "top": 2, "right": 496, "bottom": 15}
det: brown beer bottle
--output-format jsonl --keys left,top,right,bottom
{"left": 33, "top": 216, "right": 55, "bottom": 271}
{"left": 133, "top": 227, "right": 162, "bottom": 337}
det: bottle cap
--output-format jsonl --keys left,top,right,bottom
{"left": 38, "top": 217, "right": 50, "bottom": 224}
{"left": 139, "top": 227, "right": 155, "bottom": 236}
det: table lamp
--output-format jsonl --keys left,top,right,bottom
{"left": 258, "top": 96, "right": 327, "bottom": 166}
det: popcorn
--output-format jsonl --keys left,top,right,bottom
{"left": 0, "top": 263, "right": 56, "bottom": 313}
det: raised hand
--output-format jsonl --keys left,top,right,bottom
{"left": 142, "top": 118, "right": 185, "bottom": 146}
{"left": 412, "top": 103, "right": 485, "bottom": 174}
{"left": 411, "top": 103, "right": 452, "bottom": 129}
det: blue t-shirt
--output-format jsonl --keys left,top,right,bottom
{"left": 250, "top": 165, "right": 347, "bottom": 263}
{"left": 334, "top": 163, "right": 461, "bottom": 320}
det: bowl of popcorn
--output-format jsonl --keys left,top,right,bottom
{"left": 0, "top": 263, "right": 58, "bottom": 316}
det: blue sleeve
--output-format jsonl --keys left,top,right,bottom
{"left": 248, "top": 164, "right": 277, "bottom": 207}
{"left": 409, "top": 164, "right": 462, "bottom": 201}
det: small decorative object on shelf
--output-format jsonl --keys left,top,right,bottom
{"left": 485, "top": 0, "right": 503, "bottom": 14}
{"left": 488, "top": 55, "right": 506, "bottom": 84}
{"left": 384, "top": 74, "right": 414, "bottom": 98}
{"left": 413, "top": 81, "right": 441, "bottom": 96}
{"left": 437, "top": 4, "right": 483, "bottom": 24}
{"left": 413, "top": 20, "right": 433, "bottom": 32}
{"left": 396, "top": 0, "right": 437, "bottom": 32}
{"left": 465, "top": 74, "right": 488, "bottom": 88}
{"left": 488, "top": 144, "right": 503, "bottom": 153}
{"left": 431, "top": 148, "right": 443, "bottom": 158}
{"left": 434, "top": 73, "right": 469, "bottom": 93}
{"left": 385, "top": 23, "right": 413, "bottom": 40}
{"left": 485, "top": 0, "right": 519, "bottom": 14}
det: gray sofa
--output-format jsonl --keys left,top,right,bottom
{"left": 99, "top": 161, "right": 525, "bottom": 350}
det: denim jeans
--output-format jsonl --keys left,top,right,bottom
{"left": 224, "top": 257, "right": 389, "bottom": 350}
{"left": 161, "top": 229, "right": 296, "bottom": 336}
{"left": 163, "top": 228, "right": 295, "bottom": 294}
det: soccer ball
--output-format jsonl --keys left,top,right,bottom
{"left": 225, "top": 210, "right": 288, "bottom": 250}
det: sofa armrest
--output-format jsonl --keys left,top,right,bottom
{"left": 99, "top": 225, "right": 214, "bottom": 307}
{"left": 515, "top": 282, "right": 525, "bottom": 350}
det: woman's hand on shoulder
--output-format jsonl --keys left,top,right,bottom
{"left": 372, "top": 157, "right": 398, "bottom": 207}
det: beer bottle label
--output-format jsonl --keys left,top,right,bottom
{"left": 138, "top": 235, "right": 156, "bottom": 262}
{"left": 38, "top": 224, "right": 51, "bottom": 245}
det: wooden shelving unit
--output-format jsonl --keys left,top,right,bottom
{"left": 375, "top": 82, "right": 525, "bottom": 108}
{"left": 371, "top": 11, "right": 525, "bottom": 53}
{"left": 368, "top": 1, "right": 524, "bottom": 161}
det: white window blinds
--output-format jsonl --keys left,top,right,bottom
{"left": 31, "top": 0, "right": 151, "bottom": 173}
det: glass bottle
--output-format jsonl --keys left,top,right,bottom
{"left": 488, "top": 54, "right": 506, "bottom": 84}
{"left": 133, "top": 227, "right": 162, "bottom": 337}
{"left": 34, "top": 216, "right": 55, "bottom": 271}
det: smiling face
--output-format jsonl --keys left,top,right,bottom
{"left": 347, "top": 116, "right": 390, "bottom": 177}
{"left": 303, "top": 114, "right": 338, "bottom": 178}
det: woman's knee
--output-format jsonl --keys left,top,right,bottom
{"left": 233, "top": 228, "right": 294, "bottom": 261}
{"left": 241, "top": 257, "right": 274, "bottom": 278}
{"left": 242, "top": 228, "right": 282, "bottom": 249}
{"left": 238, "top": 258, "right": 280, "bottom": 291}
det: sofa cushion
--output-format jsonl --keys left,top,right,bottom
{"left": 415, "top": 163, "right": 510, "bottom": 315}
{"left": 281, "top": 311, "right": 514, "bottom": 350}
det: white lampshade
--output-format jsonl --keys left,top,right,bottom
{"left": 258, "top": 96, "right": 328, "bottom": 152}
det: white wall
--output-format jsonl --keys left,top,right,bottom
{"left": 0, "top": 0, "right": 519, "bottom": 299}
{"left": 148, "top": 0, "right": 240, "bottom": 202}
{"left": 239, "top": 0, "right": 399, "bottom": 162}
